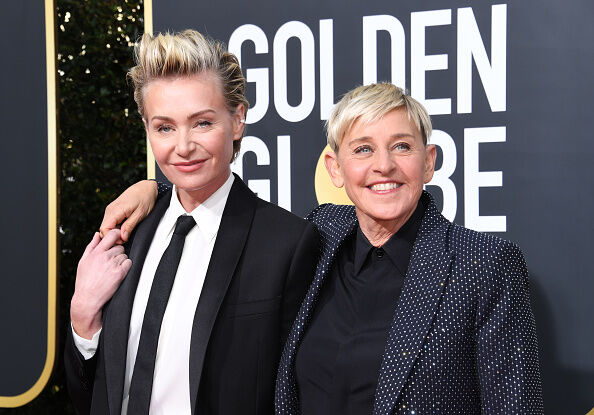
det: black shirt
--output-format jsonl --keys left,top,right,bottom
{"left": 295, "top": 201, "right": 425, "bottom": 415}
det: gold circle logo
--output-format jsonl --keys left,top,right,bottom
{"left": 314, "top": 145, "right": 353, "bottom": 206}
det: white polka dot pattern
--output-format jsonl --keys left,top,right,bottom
{"left": 156, "top": 180, "right": 171, "bottom": 196}
{"left": 275, "top": 191, "right": 543, "bottom": 414}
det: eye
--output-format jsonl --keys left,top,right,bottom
{"left": 354, "top": 145, "right": 372, "bottom": 154}
{"left": 157, "top": 124, "right": 173, "bottom": 133}
{"left": 394, "top": 142, "right": 411, "bottom": 151}
{"left": 194, "top": 120, "right": 213, "bottom": 128}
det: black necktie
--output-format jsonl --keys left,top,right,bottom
{"left": 127, "top": 214, "right": 196, "bottom": 414}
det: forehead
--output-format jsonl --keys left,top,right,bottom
{"left": 341, "top": 108, "right": 422, "bottom": 144}
{"left": 142, "top": 72, "right": 225, "bottom": 113}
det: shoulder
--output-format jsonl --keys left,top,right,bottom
{"left": 247, "top": 198, "right": 319, "bottom": 253}
{"left": 306, "top": 203, "right": 357, "bottom": 228}
{"left": 419, "top": 192, "right": 527, "bottom": 283}
{"left": 448, "top": 223, "right": 523, "bottom": 263}
{"left": 254, "top": 197, "right": 310, "bottom": 229}
{"left": 125, "top": 188, "right": 172, "bottom": 251}
{"left": 447, "top": 223, "right": 528, "bottom": 293}
{"left": 228, "top": 176, "right": 311, "bottom": 232}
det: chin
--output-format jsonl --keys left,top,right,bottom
{"left": 364, "top": 202, "right": 415, "bottom": 225}
{"left": 175, "top": 180, "right": 210, "bottom": 192}
{"left": 374, "top": 212, "right": 407, "bottom": 223}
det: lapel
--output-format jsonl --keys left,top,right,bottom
{"left": 276, "top": 203, "right": 358, "bottom": 414}
{"left": 188, "top": 176, "right": 257, "bottom": 414}
{"left": 102, "top": 190, "right": 172, "bottom": 415}
{"left": 291, "top": 203, "right": 359, "bottom": 350}
{"left": 373, "top": 192, "right": 453, "bottom": 415}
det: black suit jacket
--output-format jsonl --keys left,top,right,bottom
{"left": 276, "top": 191, "right": 543, "bottom": 414}
{"left": 65, "top": 176, "right": 319, "bottom": 415}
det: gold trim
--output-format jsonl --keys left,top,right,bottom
{"left": 144, "top": 0, "right": 156, "bottom": 179}
{"left": 0, "top": 0, "right": 58, "bottom": 406}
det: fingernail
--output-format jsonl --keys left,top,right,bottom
{"left": 122, "top": 230, "right": 129, "bottom": 239}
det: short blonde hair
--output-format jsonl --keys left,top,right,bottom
{"left": 326, "top": 83, "right": 432, "bottom": 152}
{"left": 128, "top": 29, "right": 249, "bottom": 161}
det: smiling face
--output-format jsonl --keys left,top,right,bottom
{"left": 325, "top": 108, "right": 436, "bottom": 237}
{"left": 143, "top": 72, "right": 244, "bottom": 211}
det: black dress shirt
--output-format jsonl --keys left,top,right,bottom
{"left": 295, "top": 201, "right": 424, "bottom": 415}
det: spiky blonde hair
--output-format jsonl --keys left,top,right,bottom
{"left": 128, "top": 29, "right": 249, "bottom": 160}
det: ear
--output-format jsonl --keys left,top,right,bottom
{"left": 232, "top": 104, "right": 246, "bottom": 141}
{"left": 324, "top": 150, "right": 344, "bottom": 188}
{"left": 143, "top": 117, "right": 149, "bottom": 135}
{"left": 423, "top": 144, "right": 437, "bottom": 183}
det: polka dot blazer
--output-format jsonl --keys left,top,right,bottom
{"left": 275, "top": 191, "right": 543, "bottom": 414}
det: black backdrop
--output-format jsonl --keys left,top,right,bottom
{"left": 151, "top": 0, "right": 594, "bottom": 412}
{"left": 0, "top": 0, "right": 56, "bottom": 408}
{"left": 1, "top": 0, "right": 591, "bottom": 412}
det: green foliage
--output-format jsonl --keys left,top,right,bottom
{"left": 0, "top": 1, "right": 146, "bottom": 413}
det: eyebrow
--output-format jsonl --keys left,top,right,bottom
{"left": 347, "top": 133, "right": 415, "bottom": 145}
{"left": 390, "top": 133, "right": 416, "bottom": 139}
{"left": 150, "top": 109, "right": 216, "bottom": 123}
{"left": 187, "top": 109, "right": 216, "bottom": 119}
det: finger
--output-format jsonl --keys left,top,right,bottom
{"left": 82, "top": 233, "right": 101, "bottom": 258}
{"left": 120, "top": 258, "right": 133, "bottom": 275}
{"left": 97, "top": 229, "right": 123, "bottom": 251}
{"left": 120, "top": 209, "right": 145, "bottom": 242}
{"left": 106, "top": 244, "right": 125, "bottom": 258}
{"left": 99, "top": 205, "right": 130, "bottom": 238}
{"left": 113, "top": 253, "right": 129, "bottom": 266}
{"left": 99, "top": 211, "right": 118, "bottom": 238}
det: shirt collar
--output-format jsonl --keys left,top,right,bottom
{"left": 353, "top": 199, "right": 425, "bottom": 276}
{"left": 162, "top": 173, "right": 234, "bottom": 242}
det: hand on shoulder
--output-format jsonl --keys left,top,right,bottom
{"left": 99, "top": 180, "right": 158, "bottom": 242}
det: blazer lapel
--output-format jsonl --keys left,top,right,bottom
{"left": 102, "top": 191, "right": 171, "bottom": 415}
{"left": 290, "top": 204, "right": 359, "bottom": 344}
{"left": 188, "top": 177, "right": 257, "bottom": 414}
{"left": 276, "top": 203, "right": 358, "bottom": 414}
{"left": 373, "top": 193, "right": 453, "bottom": 415}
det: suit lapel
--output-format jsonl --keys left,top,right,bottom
{"left": 276, "top": 204, "right": 358, "bottom": 414}
{"left": 102, "top": 191, "right": 171, "bottom": 415}
{"left": 373, "top": 193, "right": 453, "bottom": 415}
{"left": 291, "top": 206, "right": 358, "bottom": 344}
{"left": 188, "top": 177, "right": 257, "bottom": 414}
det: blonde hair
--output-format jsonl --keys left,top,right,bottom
{"left": 128, "top": 29, "right": 249, "bottom": 161}
{"left": 326, "top": 83, "right": 432, "bottom": 152}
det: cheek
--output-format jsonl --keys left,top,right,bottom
{"left": 341, "top": 163, "right": 370, "bottom": 203}
{"left": 341, "top": 160, "right": 368, "bottom": 184}
{"left": 203, "top": 132, "right": 233, "bottom": 157}
{"left": 148, "top": 138, "right": 171, "bottom": 163}
{"left": 401, "top": 157, "right": 426, "bottom": 182}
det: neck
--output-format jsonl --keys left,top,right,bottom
{"left": 357, "top": 208, "right": 415, "bottom": 247}
{"left": 176, "top": 171, "right": 231, "bottom": 212}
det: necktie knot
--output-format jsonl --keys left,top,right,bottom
{"left": 174, "top": 215, "right": 196, "bottom": 236}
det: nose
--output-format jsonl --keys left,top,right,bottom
{"left": 175, "top": 129, "right": 195, "bottom": 157}
{"left": 373, "top": 148, "right": 396, "bottom": 174}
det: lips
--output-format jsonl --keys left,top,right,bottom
{"left": 369, "top": 182, "right": 402, "bottom": 191}
{"left": 173, "top": 159, "right": 205, "bottom": 173}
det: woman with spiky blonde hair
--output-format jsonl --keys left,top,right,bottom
{"left": 64, "top": 29, "right": 319, "bottom": 415}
